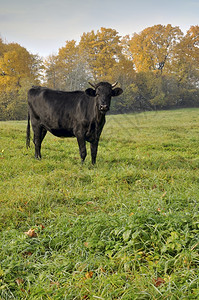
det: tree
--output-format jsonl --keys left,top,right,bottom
{"left": 129, "top": 24, "right": 183, "bottom": 73}
{"left": 0, "top": 37, "right": 6, "bottom": 57}
{"left": 57, "top": 40, "right": 89, "bottom": 90}
{"left": 1, "top": 24, "right": 199, "bottom": 120}
{"left": 0, "top": 44, "right": 35, "bottom": 91}
{"left": 0, "top": 43, "right": 43, "bottom": 120}
{"left": 44, "top": 54, "right": 60, "bottom": 89}
{"left": 113, "top": 35, "right": 135, "bottom": 86}
{"left": 103, "top": 35, "right": 136, "bottom": 113}
{"left": 44, "top": 41, "right": 89, "bottom": 90}
{"left": 79, "top": 27, "right": 123, "bottom": 82}
{"left": 172, "top": 26, "right": 199, "bottom": 84}
{"left": 170, "top": 26, "right": 199, "bottom": 106}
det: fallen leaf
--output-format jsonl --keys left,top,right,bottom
{"left": 19, "top": 206, "right": 24, "bottom": 212}
{"left": 86, "top": 201, "right": 94, "bottom": 205}
{"left": 85, "top": 271, "right": 93, "bottom": 279}
{"left": 24, "top": 229, "right": 37, "bottom": 238}
{"left": 153, "top": 277, "right": 165, "bottom": 287}
{"left": 50, "top": 281, "right": 60, "bottom": 287}
{"left": 22, "top": 251, "right": 32, "bottom": 257}
{"left": 84, "top": 242, "right": 89, "bottom": 248}
{"left": 129, "top": 212, "right": 134, "bottom": 216}
{"left": 82, "top": 295, "right": 89, "bottom": 299}
{"left": 16, "top": 278, "right": 24, "bottom": 286}
{"left": 39, "top": 224, "right": 45, "bottom": 230}
{"left": 99, "top": 267, "right": 106, "bottom": 273}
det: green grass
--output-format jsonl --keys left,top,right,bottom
{"left": 0, "top": 108, "right": 199, "bottom": 299}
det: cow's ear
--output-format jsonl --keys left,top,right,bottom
{"left": 85, "top": 88, "right": 96, "bottom": 97}
{"left": 112, "top": 88, "right": 123, "bottom": 97}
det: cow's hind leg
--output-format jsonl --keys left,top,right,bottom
{"left": 33, "top": 125, "right": 47, "bottom": 159}
{"left": 41, "top": 127, "right": 47, "bottom": 144}
{"left": 77, "top": 136, "right": 87, "bottom": 163}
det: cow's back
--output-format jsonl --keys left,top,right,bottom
{"left": 28, "top": 86, "right": 86, "bottom": 117}
{"left": 28, "top": 87, "right": 85, "bottom": 109}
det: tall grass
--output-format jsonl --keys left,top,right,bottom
{"left": 0, "top": 109, "right": 199, "bottom": 299}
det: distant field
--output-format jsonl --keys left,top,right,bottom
{"left": 0, "top": 108, "right": 199, "bottom": 299}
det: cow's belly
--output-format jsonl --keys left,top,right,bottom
{"left": 50, "top": 128, "right": 75, "bottom": 138}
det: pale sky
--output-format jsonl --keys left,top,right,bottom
{"left": 0, "top": 0, "right": 198, "bottom": 57}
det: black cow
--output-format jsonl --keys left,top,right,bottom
{"left": 26, "top": 82, "right": 123, "bottom": 164}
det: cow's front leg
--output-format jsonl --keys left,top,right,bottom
{"left": 77, "top": 137, "right": 87, "bottom": 163}
{"left": 90, "top": 140, "right": 99, "bottom": 165}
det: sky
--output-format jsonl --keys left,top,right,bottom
{"left": 0, "top": 0, "right": 198, "bottom": 57}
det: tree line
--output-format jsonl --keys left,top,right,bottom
{"left": 0, "top": 24, "right": 198, "bottom": 120}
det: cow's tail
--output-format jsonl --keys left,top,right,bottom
{"left": 26, "top": 111, "right": 30, "bottom": 148}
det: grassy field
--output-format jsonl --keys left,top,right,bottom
{"left": 0, "top": 108, "right": 199, "bottom": 299}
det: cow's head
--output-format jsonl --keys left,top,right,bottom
{"left": 85, "top": 82, "right": 123, "bottom": 114}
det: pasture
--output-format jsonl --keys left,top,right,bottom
{"left": 0, "top": 108, "right": 199, "bottom": 299}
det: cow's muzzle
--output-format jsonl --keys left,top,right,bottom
{"left": 99, "top": 104, "right": 109, "bottom": 112}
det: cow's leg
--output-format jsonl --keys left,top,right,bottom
{"left": 41, "top": 127, "right": 47, "bottom": 144}
{"left": 32, "top": 125, "right": 46, "bottom": 159}
{"left": 33, "top": 130, "right": 42, "bottom": 159}
{"left": 77, "top": 137, "right": 87, "bottom": 163}
{"left": 90, "top": 141, "right": 99, "bottom": 165}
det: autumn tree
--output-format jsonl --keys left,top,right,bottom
{"left": 0, "top": 44, "right": 34, "bottom": 91}
{"left": 109, "top": 36, "right": 136, "bottom": 113}
{"left": 57, "top": 40, "right": 89, "bottom": 89}
{"left": 44, "top": 28, "right": 131, "bottom": 90}
{"left": 0, "top": 37, "right": 6, "bottom": 57}
{"left": 127, "top": 25, "right": 199, "bottom": 109}
{"left": 79, "top": 27, "right": 123, "bottom": 82}
{"left": 112, "top": 35, "right": 135, "bottom": 85}
{"left": 165, "top": 25, "right": 199, "bottom": 107}
{"left": 44, "top": 40, "right": 89, "bottom": 90}
{"left": 129, "top": 24, "right": 183, "bottom": 73}
{"left": 0, "top": 42, "right": 42, "bottom": 120}
{"left": 44, "top": 54, "right": 60, "bottom": 89}
{"left": 1, "top": 24, "right": 199, "bottom": 119}
{"left": 172, "top": 26, "right": 199, "bottom": 83}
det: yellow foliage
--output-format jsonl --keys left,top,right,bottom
{"left": 129, "top": 24, "right": 183, "bottom": 73}
{"left": 0, "top": 44, "right": 33, "bottom": 92}
{"left": 79, "top": 27, "right": 123, "bottom": 82}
